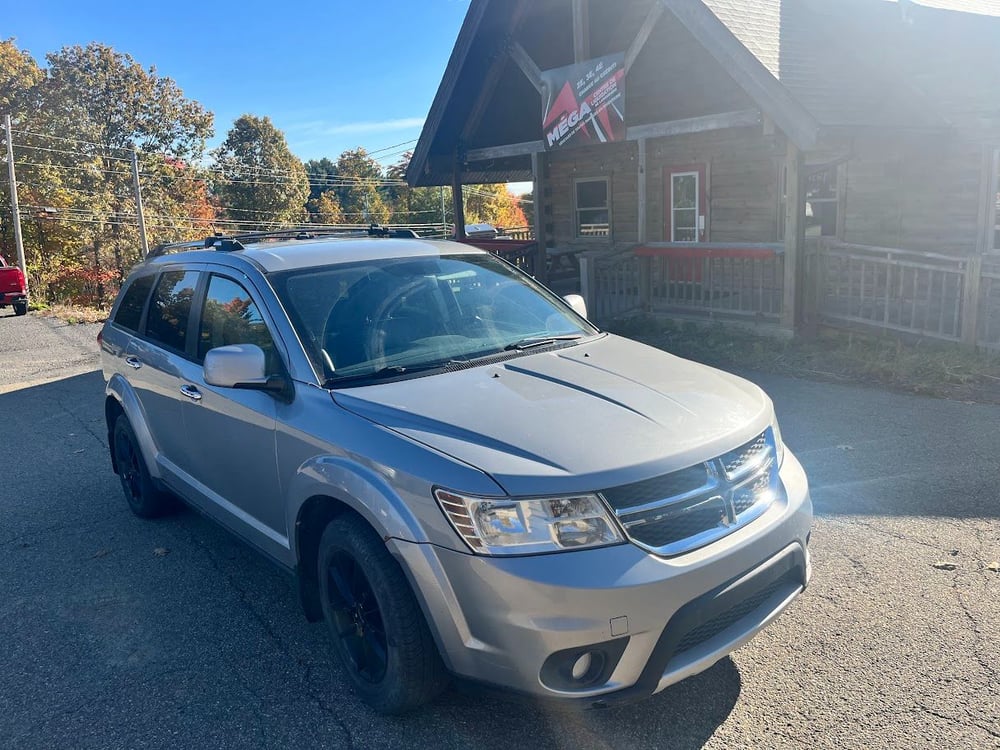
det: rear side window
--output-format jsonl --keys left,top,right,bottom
{"left": 113, "top": 274, "right": 155, "bottom": 332}
{"left": 145, "top": 270, "right": 200, "bottom": 353}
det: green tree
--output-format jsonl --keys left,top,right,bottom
{"left": 211, "top": 114, "right": 309, "bottom": 230}
{"left": 0, "top": 40, "right": 46, "bottom": 265}
{"left": 0, "top": 38, "right": 43, "bottom": 118}
{"left": 385, "top": 152, "right": 451, "bottom": 226}
{"left": 307, "top": 190, "right": 344, "bottom": 225}
{"left": 463, "top": 184, "right": 528, "bottom": 230}
{"left": 519, "top": 191, "right": 534, "bottom": 229}
{"left": 332, "top": 148, "right": 390, "bottom": 224}
{"left": 22, "top": 43, "right": 213, "bottom": 301}
{"left": 305, "top": 157, "right": 338, "bottom": 202}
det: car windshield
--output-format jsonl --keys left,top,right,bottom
{"left": 269, "top": 252, "right": 598, "bottom": 386}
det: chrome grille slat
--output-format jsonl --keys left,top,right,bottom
{"left": 600, "top": 430, "right": 778, "bottom": 557}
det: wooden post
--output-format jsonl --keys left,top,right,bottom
{"left": 961, "top": 253, "right": 983, "bottom": 346}
{"left": 782, "top": 139, "right": 804, "bottom": 331}
{"left": 637, "top": 138, "right": 651, "bottom": 309}
{"left": 637, "top": 138, "right": 647, "bottom": 244}
{"left": 531, "top": 151, "right": 547, "bottom": 283}
{"left": 452, "top": 158, "right": 466, "bottom": 240}
{"left": 579, "top": 253, "right": 595, "bottom": 313}
{"left": 572, "top": 0, "right": 590, "bottom": 62}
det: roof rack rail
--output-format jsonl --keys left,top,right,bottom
{"left": 147, "top": 224, "right": 424, "bottom": 258}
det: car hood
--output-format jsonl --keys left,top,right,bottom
{"left": 332, "top": 334, "right": 772, "bottom": 496}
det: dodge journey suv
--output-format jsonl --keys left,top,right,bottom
{"left": 100, "top": 230, "right": 812, "bottom": 713}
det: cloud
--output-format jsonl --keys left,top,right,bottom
{"left": 288, "top": 117, "right": 426, "bottom": 136}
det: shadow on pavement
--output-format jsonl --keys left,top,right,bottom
{"left": 415, "top": 658, "right": 742, "bottom": 749}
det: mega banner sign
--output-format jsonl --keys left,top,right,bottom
{"left": 541, "top": 53, "right": 626, "bottom": 151}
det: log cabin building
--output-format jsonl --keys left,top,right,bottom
{"left": 408, "top": 0, "right": 1000, "bottom": 338}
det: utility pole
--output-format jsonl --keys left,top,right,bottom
{"left": 130, "top": 149, "right": 149, "bottom": 256}
{"left": 3, "top": 114, "right": 28, "bottom": 298}
{"left": 439, "top": 185, "right": 446, "bottom": 231}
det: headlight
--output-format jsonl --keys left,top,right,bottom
{"left": 435, "top": 489, "right": 624, "bottom": 555}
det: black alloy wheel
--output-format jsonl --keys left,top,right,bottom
{"left": 316, "top": 515, "right": 448, "bottom": 713}
{"left": 325, "top": 551, "right": 389, "bottom": 683}
{"left": 112, "top": 415, "right": 175, "bottom": 518}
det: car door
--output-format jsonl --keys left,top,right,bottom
{"left": 170, "top": 271, "right": 286, "bottom": 558}
{"left": 125, "top": 267, "right": 203, "bottom": 486}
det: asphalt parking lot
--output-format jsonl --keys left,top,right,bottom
{"left": 1, "top": 312, "right": 997, "bottom": 749}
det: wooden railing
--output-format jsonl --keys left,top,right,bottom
{"left": 581, "top": 249, "right": 642, "bottom": 320}
{"left": 808, "top": 240, "right": 970, "bottom": 341}
{"left": 502, "top": 226, "right": 534, "bottom": 241}
{"left": 457, "top": 238, "right": 547, "bottom": 282}
{"left": 581, "top": 243, "right": 784, "bottom": 322}
{"left": 580, "top": 237, "right": 1000, "bottom": 349}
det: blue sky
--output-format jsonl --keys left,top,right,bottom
{"left": 5, "top": 0, "right": 471, "bottom": 167}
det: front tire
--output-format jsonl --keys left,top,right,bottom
{"left": 318, "top": 515, "right": 448, "bottom": 714}
{"left": 112, "top": 415, "right": 176, "bottom": 518}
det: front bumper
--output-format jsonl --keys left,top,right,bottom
{"left": 389, "top": 450, "right": 812, "bottom": 704}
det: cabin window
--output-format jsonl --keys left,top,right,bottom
{"left": 575, "top": 178, "right": 610, "bottom": 238}
{"left": 779, "top": 162, "right": 843, "bottom": 240}
{"left": 806, "top": 164, "right": 840, "bottom": 237}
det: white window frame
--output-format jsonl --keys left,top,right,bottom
{"left": 574, "top": 177, "right": 611, "bottom": 240}
{"left": 669, "top": 170, "right": 700, "bottom": 242}
{"left": 777, "top": 161, "right": 845, "bottom": 241}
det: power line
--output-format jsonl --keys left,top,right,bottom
{"left": 13, "top": 142, "right": 136, "bottom": 163}
{"left": 9, "top": 127, "right": 137, "bottom": 153}
{"left": 365, "top": 138, "right": 417, "bottom": 156}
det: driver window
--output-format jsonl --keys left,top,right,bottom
{"left": 197, "top": 275, "right": 280, "bottom": 373}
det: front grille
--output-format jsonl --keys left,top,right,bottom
{"left": 622, "top": 496, "right": 729, "bottom": 548}
{"left": 601, "top": 430, "right": 777, "bottom": 557}
{"left": 732, "top": 469, "right": 773, "bottom": 515}
{"left": 671, "top": 571, "right": 794, "bottom": 657}
{"left": 720, "top": 432, "right": 769, "bottom": 479}
{"left": 602, "top": 464, "right": 711, "bottom": 511}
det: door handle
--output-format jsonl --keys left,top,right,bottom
{"left": 125, "top": 356, "right": 142, "bottom": 370}
{"left": 179, "top": 384, "right": 202, "bottom": 401}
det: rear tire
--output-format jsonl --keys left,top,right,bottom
{"left": 112, "top": 415, "right": 176, "bottom": 518}
{"left": 13, "top": 301, "right": 27, "bottom": 316}
{"left": 318, "top": 515, "right": 448, "bottom": 714}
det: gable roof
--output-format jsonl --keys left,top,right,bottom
{"left": 702, "top": 0, "right": 1000, "bottom": 129}
{"left": 408, "top": 0, "right": 1000, "bottom": 187}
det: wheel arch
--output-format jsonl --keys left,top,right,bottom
{"left": 105, "top": 374, "right": 161, "bottom": 480}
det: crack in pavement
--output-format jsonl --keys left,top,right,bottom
{"left": 832, "top": 516, "right": 995, "bottom": 564}
{"left": 948, "top": 572, "right": 999, "bottom": 688}
{"left": 166, "top": 521, "right": 357, "bottom": 749}
{"left": 2, "top": 514, "right": 121, "bottom": 549}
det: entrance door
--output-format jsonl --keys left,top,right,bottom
{"left": 663, "top": 164, "right": 708, "bottom": 242}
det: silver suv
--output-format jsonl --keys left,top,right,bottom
{"left": 100, "top": 231, "right": 812, "bottom": 713}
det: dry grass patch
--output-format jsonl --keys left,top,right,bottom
{"left": 38, "top": 304, "right": 109, "bottom": 325}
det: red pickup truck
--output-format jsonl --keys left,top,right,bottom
{"left": 0, "top": 256, "right": 28, "bottom": 316}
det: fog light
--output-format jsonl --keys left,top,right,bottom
{"left": 571, "top": 652, "right": 593, "bottom": 680}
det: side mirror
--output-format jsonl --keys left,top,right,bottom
{"left": 563, "top": 294, "right": 588, "bottom": 319}
{"left": 204, "top": 344, "right": 288, "bottom": 396}
{"left": 204, "top": 344, "right": 266, "bottom": 387}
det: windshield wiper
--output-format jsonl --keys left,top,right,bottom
{"left": 503, "top": 334, "right": 583, "bottom": 351}
{"left": 325, "top": 359, "right": 462, "bottom": 388}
